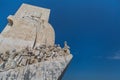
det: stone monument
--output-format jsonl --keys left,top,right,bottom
{"left": 0, "top": 3, "right": 73, "bottom": 80}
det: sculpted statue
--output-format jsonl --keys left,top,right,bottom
{"left": 0, "top": 43, "right": 71, "bottom": 71}
{"left": 0, "top": 5, "right": 73, "bottom": 80}
{"left": 63, "top": 41, "right": 70, "bottom": 54}
{"left": 0, "top": 5, "right": 73, "bottom": 79}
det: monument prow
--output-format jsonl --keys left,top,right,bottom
{"left": 0, "top": 3, "right": 73, "bottom": 80}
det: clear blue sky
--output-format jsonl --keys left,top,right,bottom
{"left": 0, "top": 0, "right": 120, "bottom": 80}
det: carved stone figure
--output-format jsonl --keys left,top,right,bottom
{"left": 2, "top": 51, "right": 9, "bottom": 61}
{"left": 0, "top": 4, "right": 73, "bottom": 80}
{"left": 63, "top": 41, "right": 70, "bottom": 54}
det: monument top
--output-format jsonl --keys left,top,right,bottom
{"left": 15, "top": 3, "right": 50, "bottom": 22}
{"left": 0, "top": 3, "right": 55, "bottom": 52}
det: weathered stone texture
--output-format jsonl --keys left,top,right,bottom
{"left": 0, "top": 3, "right": 55, "bottom": 52}
{"left": 0, "top": 55, "right": 72, "bottom": 80}
{"left": 0, "top": 3, "right": 73, "bottom": 80}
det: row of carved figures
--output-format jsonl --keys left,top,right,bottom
{"left": 0, "top": 41, "right": 70, "bottom": 71}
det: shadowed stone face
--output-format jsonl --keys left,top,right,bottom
{"left": 0, "top": 4, "right": 55, "bottom": 52}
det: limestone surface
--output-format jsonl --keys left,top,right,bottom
{"left": 0, "top": 3, "right": 73, "bottom": 80}
{"left": 0, "top": 3, "right": 55, "bottom": 52}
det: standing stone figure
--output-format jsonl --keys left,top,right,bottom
{"left": 63, "top": 41, "right": 70, "bottom": 54}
